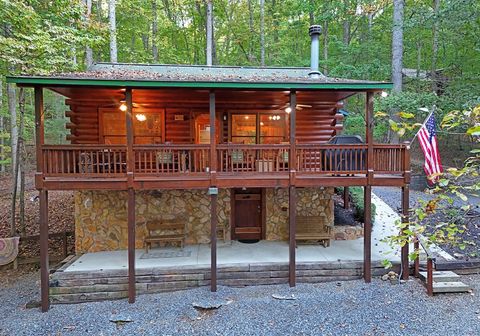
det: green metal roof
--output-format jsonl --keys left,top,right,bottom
{"left": 6, "top": 63, "right": 393, "bottom": 90}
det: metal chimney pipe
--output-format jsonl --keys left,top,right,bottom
{"left": 309, "top": 25, "right": 322, "bottom": 78}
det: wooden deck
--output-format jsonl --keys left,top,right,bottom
{"left": 39, "top": 143, "right": 410, "bottom": 190}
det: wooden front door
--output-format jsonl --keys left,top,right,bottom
{"left": 232, "top": 189, "right": 263, "bottom": 241}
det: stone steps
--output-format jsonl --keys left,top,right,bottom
{"left": 432, "top": 281, "right": 471, "bottom": 294}
{"left": 419, "top": 270, "right": 471, "bottom": 294}
{"left": 49, "top": 261, "right": 397, "bottom": 304}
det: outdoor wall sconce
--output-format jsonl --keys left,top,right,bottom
{"left": 119, "top": 103, "right": 127, "bottom": 112}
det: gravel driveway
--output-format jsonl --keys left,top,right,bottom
{"left": 1, "top": 270, "right": 479, "bottom": 336}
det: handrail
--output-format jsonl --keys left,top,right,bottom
{"left": 414, "top": 234, "right": 436, "bottom": 296}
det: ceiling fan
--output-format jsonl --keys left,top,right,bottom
{"left": 280, "top": 103, "right": 312, "bottom": 113}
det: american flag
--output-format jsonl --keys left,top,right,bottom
{"left": 417, "top": 113, "right": 443, "bottom": 184}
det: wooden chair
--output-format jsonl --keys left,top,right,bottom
{"left": 144, "top": 218, "right": 186, "bottom": 253}
{"left": 295, "top": 216, "right": 332, "bottom": 247}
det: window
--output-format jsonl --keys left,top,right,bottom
{"left": 230, "top": 113, "right": 286, "bottom": 144}
{"left": 231, "top": 114, "right": 256, "bottom": 144}
{"left": 259, "top": 114, "right": 285, "bottom": 144}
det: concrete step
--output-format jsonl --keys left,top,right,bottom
{"left": 419, "top": 271, "right": 460, "bottom": 283}
{"left": 432, "top": 281, "right": 471, "bottom": 293}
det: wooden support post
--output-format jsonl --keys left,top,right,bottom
{"left": 127, "top": 188, "right": 136, "bottom": 303}
{"left": 125, "top": 88, "right": 134, "bottom": 186}
{"left": 363, "top": 91, "right": 374, "bottom": 283}
{"left": 39, "top": 189, "right": 49, "bottom": 312}
{"left": 401, "top": 185, "right": 410, "bottom": 280}
{"left": 288, "top": 91, "right": 297, "bottom": 287}
{"left": 426, "top": 258, "right": 434, "bottom": 296}
{"left": 343, "top": 187, "right": 349, "bottom": 209}
{"left": 289, "top": 186, "right": 296, "bottom": 287}
{"left": 363, "top": 185, "right": 372, "bottom": 283}
{"left": 209, "top": 90, "right": 217, "bottom": 292}
{"left": 34, "top": 87, "right": 44, "bottom": 189}
{"left": 35, "top": 86, "right": 49, "bottom": 312}
{"left": 125, "top": 88, "right": 136, "bottom": 303}
{"left": 210, "top": 193, "right": 217, "bottom": 292}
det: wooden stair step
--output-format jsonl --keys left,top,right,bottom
{"left": 419, "top": 271, "right": 460, "bottom": 283}
{"left": 432, "top": 281, "right": 471, "bottom": 293}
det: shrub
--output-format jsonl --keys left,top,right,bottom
{"left": 337, "top": 187, "right": 376, "bottom": 224}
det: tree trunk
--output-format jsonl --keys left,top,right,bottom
{"left": 308, "top": 0, "right": 315, "bottom": 25}
{"left": 343, "top": 21, "right": 350, "bottom": 45}
{"left": 391, "top": 0, "right": 404, "bottom": 93}
{"left": 206, "top": 0, "right": 213, "bottom": 66}
{"left": 108, "top": 0, "right": 118, "bottom": 62}
{"left": 432, "top": 0, "right": 440, "bottom": 93}
{"left": 85, "top": 0, "right": 94, "bottom": 68}
{"left": 9, "top": 82, "right": 18, "bottom": 237}
{"left": 17, "top": 88, "right": 25, "bottom": 237}
{"left": 152, "top": 0, "right": 159, "bottom": 62}
{"left": 260, "top": 0, "right": 265, "bottom": 66}
{"left": 7, "top": 79, "right": 17, "bottom": 178}
{"left": 0, "top": 81, "right": 4, "bottom": 173}
{"left": 247, "top": 0, "right": 255, "bottom": 63}
{"left": 323, "top": 20, "right": 328, "bottom": 75}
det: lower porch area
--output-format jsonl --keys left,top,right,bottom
{"left": 50, "top": 232, "right": 401, "bottom": 303}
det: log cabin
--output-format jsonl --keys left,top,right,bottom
{"left": 7, "top": 26, "right": 411, "bottom": 311}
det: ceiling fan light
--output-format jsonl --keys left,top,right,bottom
{"left": 136, "top": 114, "right": 147, "bottom": 122}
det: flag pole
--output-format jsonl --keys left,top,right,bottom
{"left": 410, "top": 105, "right": 436, "bottom": 146}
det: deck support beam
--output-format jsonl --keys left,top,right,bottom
{"left": 401, "top": 185, "right": 410, "bottom": 280}
{"left": 363, "top": 91, "right": 374, "bottom": 283}
{"left": 39, "top": 189, "right": 49, "bottom": 312}
{"left": 363, "top": 185, "right": 372, "bottom": 283}
{"left": 289, "top": 186, "right": 296, "bottom": 286}
{"left": 35, "top": 86, "right": 50, "bottom": 312}
{"left": 127, "top": 188, "right": 136, "bottom": 303}
{"left": 288, "top": 90, "right": 297, "bottom": 287}
{"left": 210, "top": 193, "right": 217, "bottom": 291}
{"left": 209, "top": 90, "right": 218, "bottom": 292}
{"left": 125, "top": 88, "right": 136, "bottom": 303}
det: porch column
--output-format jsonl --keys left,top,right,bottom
{"left": 363, "top": 186, "right": 372, "bottom": 283}
{"left": 401, "top": 185, "right": 410, "bottom": 280}
{"left": 289, "top": 91, "right": 297, "bottom": 287}
{"left": 209, "top": 90, "right": 217, "bottom": 292}
{"left": 35, "top": 86, "right": 49, "bottom": 312}
{"left": 364, "top": 91, "right": 374, "bottom": 283}
{"left": 125, "top": 88, "right": 136, "bottom": 303}
{"left": 39, "top": 190, "right": 49, "bottom": 312}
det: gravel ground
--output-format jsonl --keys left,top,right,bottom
{"left": 1, "top": 271, "right": 480, "bottom": 336}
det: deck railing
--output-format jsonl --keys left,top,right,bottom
{"left": 372, "top": 144, "right": 407, "bottom": 174}
{"left": 133, "top": 144, "right": 210, "bottom": 174}
{"left": 40, "top": 143, "right": 409, "bottom": 178}
{"left": 42, "top": 145, "right": 127, "bottom": 176}
{"left": 297, "top": 144, "right": 367, "bottom": 174}
{"left": 217, "top": 144, "right": 290, "bottom": 173}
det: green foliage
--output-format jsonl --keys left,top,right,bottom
{"left": 338, "top": 186, "right": 377, "bottom": 224}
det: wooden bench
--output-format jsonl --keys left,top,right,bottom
{"left": 144, "top": 219, "right": 186, "bottom": 253}
{"left": 295, "top": 216, "right": 332, "bottom": 247}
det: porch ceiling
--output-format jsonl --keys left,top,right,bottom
{"left": 48, "top": 87, "right": 357, "bottom": 108}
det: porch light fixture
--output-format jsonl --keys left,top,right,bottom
{"left": 119, "top": 103, "right": 127, "bottom": 112}
{"left": 136, "top": 113, "right": 147, "bottom": 122}
{"left": 285, "top": 107, "right": 292, "bottom": 114}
